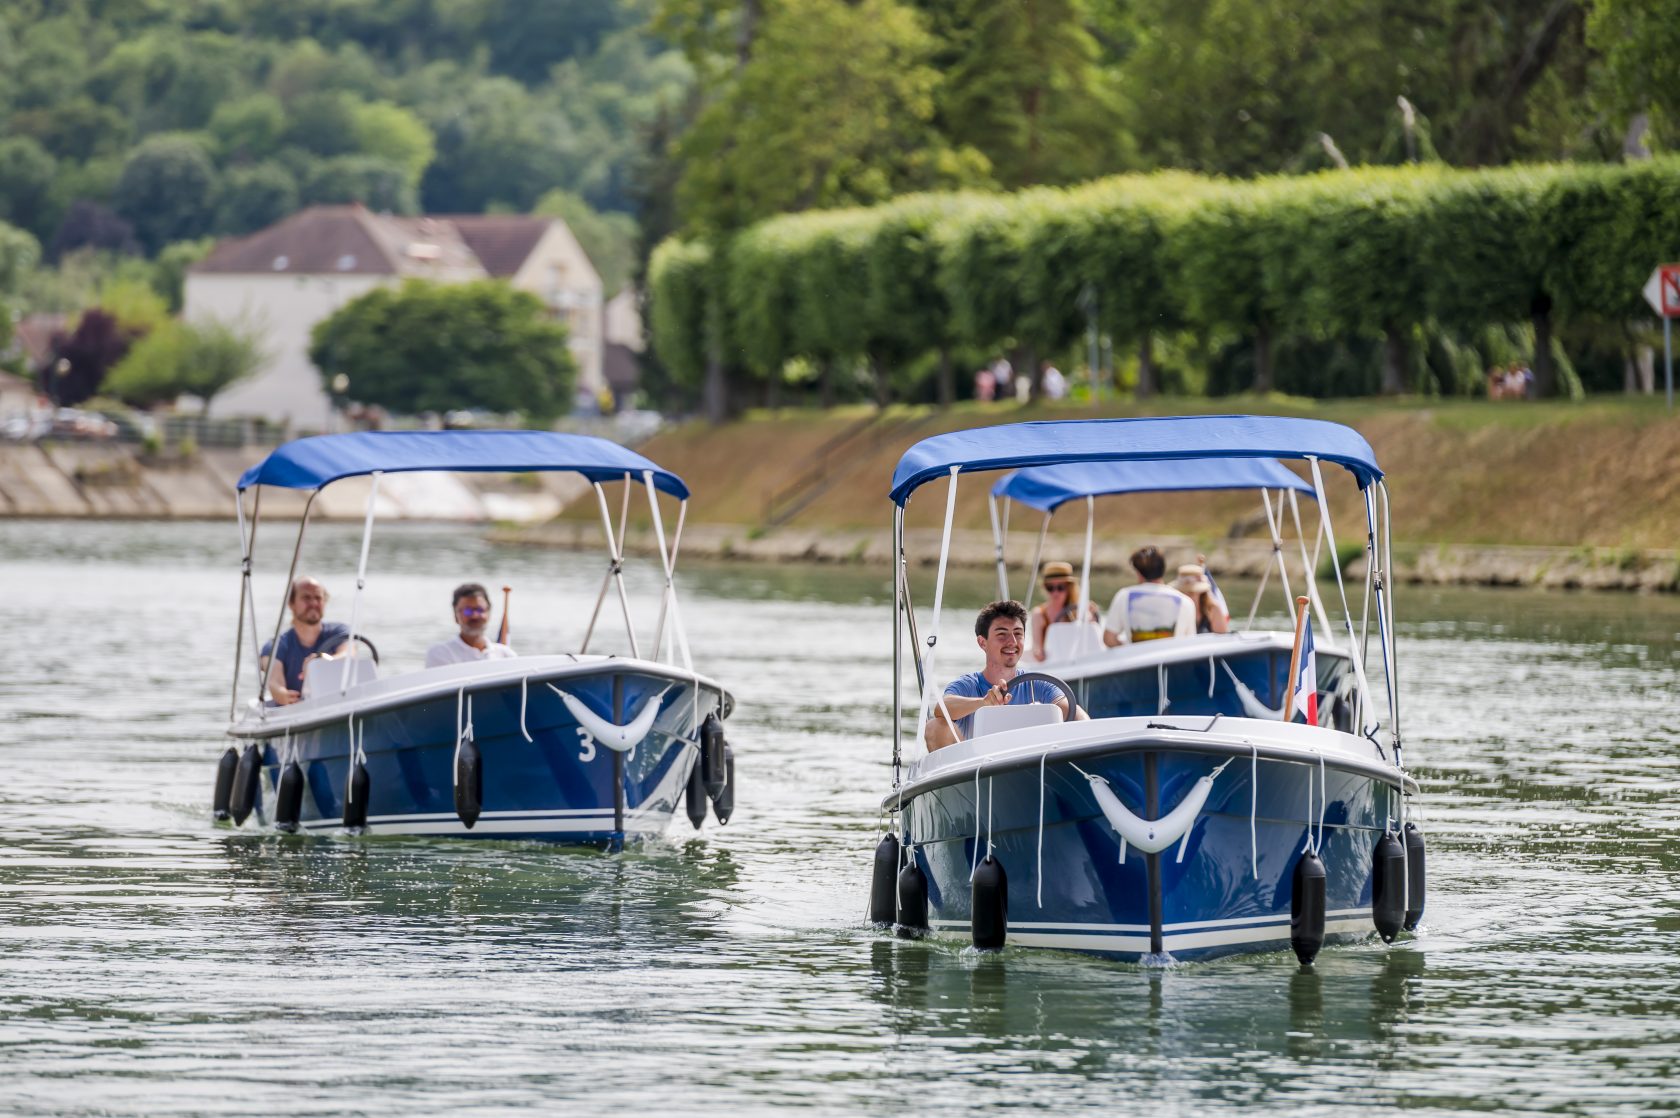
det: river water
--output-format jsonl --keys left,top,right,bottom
{"left": 2, "top": 518, "right": 1678, "bottom": 1116}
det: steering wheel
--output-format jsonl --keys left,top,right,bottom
{"left": 1007, "top": 671, "right": 1078, "bottom": 712}
{"left": 350, "top": 634, "right": 379, "bottom": 664}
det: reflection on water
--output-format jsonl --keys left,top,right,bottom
{"left": 1, "top": 519, "right": 1679, "bottom": 1114}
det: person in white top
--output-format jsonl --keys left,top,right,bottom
{"left": 1102, "top": 546, "right": 1196, "bottom": 646}
{"left": 425, "top": 582, "right": 518, "bottom": 668}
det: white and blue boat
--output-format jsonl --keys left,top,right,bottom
{"left": 986, "top": 456, "right": 1360, "bottom": 729}
{"left": 869, "top": 416, "right": 1422, "bottom": 964}
{"left": 213, "top": 430, "right": 736, "bottom": 848}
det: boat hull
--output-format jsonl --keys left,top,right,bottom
{"left": 899, "top": 729, "right": 1401, "bottom": 962}
{"left": 232, "top": 661, "right": 725, "bottom": 846}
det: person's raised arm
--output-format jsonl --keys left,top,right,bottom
{"left": 924, "top": 685, "right": 1010, "bottom": 751}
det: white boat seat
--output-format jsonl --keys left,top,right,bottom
{"left": 301, "top": 655, "right": 378, "bottom": 700}
{"left": 1040, "top": 620, "right": 1105, "bottom": 663}
{"left": 970, "top": 701, "right": 1064, "bottom": 739}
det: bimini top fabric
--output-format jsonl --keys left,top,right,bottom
{"left": 992, "top": 456, "right": 1315, "bottom": 513}
{"left": 890, "top": 415, "right": 1381, "bottom": 505}
{"left": 237, "top": 429, "right": 690, "bottom": 498}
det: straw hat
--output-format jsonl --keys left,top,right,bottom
{"left": 1176, "top": 564, "right": 1211, "bottom": 595}
{"left": 1041, "top": 561, "right": 1075, "bottom": 584}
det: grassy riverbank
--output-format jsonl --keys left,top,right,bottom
{"left": 632, "top": 395, "right": 1680, "bottom": 547}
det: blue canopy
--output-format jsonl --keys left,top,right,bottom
{"left": 992, "top": 457, "right": 1315, "bottom": 513}
{"left": 237, "top": 430, "right": 691, "bottom": 498}
{"left": 891, "top": 416, "right": 1381, "bottom": 505}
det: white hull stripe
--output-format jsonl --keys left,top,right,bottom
{"left": 297, "top": 807, "right": 675, "bottom": 834}
{"left": 924, "top": 916, "right": 1371, "bottom": 954}
{"left": 927, "top": 907, "right": 1368, "bottom": 935}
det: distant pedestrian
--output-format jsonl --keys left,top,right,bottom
{"left": 974, "top": 368, "right": 996, "bottom": 402}
{"left": 1042, "top": 362, "right": 1067, "bottom": 400}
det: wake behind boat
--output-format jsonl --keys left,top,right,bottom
{"left": 868, "top": 415, "right": 1424, "bottom": 964}
{"left": 212, "top": 430, "right": 737, "bottom": 848}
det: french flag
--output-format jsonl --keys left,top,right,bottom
{"left": 1292, "top": 614, "right": 1318, "bottom": 725}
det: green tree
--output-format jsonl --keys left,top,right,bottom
{"left": 114, "top": 137, "right": 219, "bottom": 254}
{"left": 208, "top": 94, "right": 288, "bottom": 163}
{"left": 152, "top": 238, "right": 217, "bottom": 312}
{"left": 350, "top": 101, "right": 436, "bottom": 187}
{"left": 0, "top": 136, "right": 57, "bottom": 244}
{"left": 310, "top": 280, "right": 577, "bottom": 419}
{"left": 672, "top": 0, "right": 990, "bottom": 233}
{"left": 302, "top": 156, "right": 417, "bottom": 213}
{"left": 215, "top": 162, "right": 300, "bottom": 234}
{"left": 919, "top": 0, "right": 1130, "bottom": 188}
{"left": 1591, "top": 0, "right": 1680, "bottom": 149}
{"left": 105, "top": 317, "right": 267, "bottom": 409}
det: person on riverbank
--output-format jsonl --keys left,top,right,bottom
{"left": 425, "top": 582, "right": 517, "bottom": 668}
{"left": 925, "top": 600, "right": 1087, "bottom": 750}
{"left": 1030, "top": 560, "right": 1101, "bottom": 661}
{"left": 1102, "top": 546, "right": 1196, "bottom": 646}
{"left": 261, "top": 577, "right": 349, "bottom": 705}
{"left": 1175, "top": 560, "right": 1230, "bottom": 634}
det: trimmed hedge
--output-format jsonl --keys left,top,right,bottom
{"left": 649, "top": 159, "right": 1680, "bottom": 398}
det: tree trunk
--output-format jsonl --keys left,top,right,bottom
{"left": 703, "top": 351, "right": 727, "bottom": 424}
{"left": 1252, "top": 324, "right": 1274, "bottom": 394}
{"left": 1380, "top": 325, "right": 1407, "bottom": 395}
{"left": 1531, "top": 297, "right": 1555, "bottom": 397}
{"left": 1638, "top": 344, "right": 1656, "bottom": 394}
{"left": 817, "top": 356, "right": 834, "bottom": 408}
{"left": 1023, "top": 346, "right": 1041, "bottom": 401}
{"left": 764, "top": 368, "right": 780, "bottom": 410}
{"left": 870, "top": 353, "right": 890, "bottom": 409}
{"left": 1136, "top": 333, "right": 1157, "bottom": 399}
{"left": 936, "top": 346, "right": 954, "bottom": 408}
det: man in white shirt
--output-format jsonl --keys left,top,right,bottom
{"left": 1103, "top": 546, "right": 1196, "bottom": 646}
{"left": 425, "top": 583, "right": 518, "bottom": 668}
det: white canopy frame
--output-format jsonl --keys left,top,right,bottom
{"left": 229, "top": 468, "right": 698, "bottom": 720}
{"left": 897, "top": 457, "right": 1396, "bottom": 769}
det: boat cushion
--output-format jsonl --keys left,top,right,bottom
{"left": 1040, "top": 621, "right": 1105, "bottom": 662}
{"left": 300, "top": 655, "right": 378, "bottom": 700}
{"left": 970, "top": 701, "right": 1064, "bottom": 739}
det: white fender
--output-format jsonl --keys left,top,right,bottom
{"left": 549, "top": 685, "right": 670, "bottom": 753}
{"left": 1221, "top": 661, "right": 1284, "bottom": 720}
{"left": 1085, "top": 772, "right": 1217, "bottom": 857}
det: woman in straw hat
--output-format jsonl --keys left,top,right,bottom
{"left": 1030, "top": 560, "right": 1101, "bottom": 661}
{"left": 1175, "top": 557, "right": 1230, "bottom": 635}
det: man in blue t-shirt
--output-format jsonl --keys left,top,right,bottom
{"left": 925, "top": 600, "right": 1087, "bottom": 751}
{"left": 260, "top": 576, "right": 349, "bottom": 705}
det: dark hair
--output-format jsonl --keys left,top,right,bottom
{"left": 1131, "top": 546, "right": 1166, "bottom": 581}
{"left": 975, "top": 599, "right": 1028, "bottom": 637}
{"left": 452, "top": 582, "right": 490, "bottom": 607}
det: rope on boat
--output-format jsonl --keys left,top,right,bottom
{"left": 969, "top": 765, "right": 981, "bottom": 883}
{"left": 1250, "top": 742, "right": 1259, "bottom": 880}
{"left": 519, "top": 676, "right": 532, "bottom": 743}
{"left": 1036, "top": 751, "right": 1047, "bottom": 908}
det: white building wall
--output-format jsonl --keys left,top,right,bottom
{"left": 184, "top": 273, "right": 389, "bottom": 428}
{"left": 510, "top": 224, "right": 604, "bottom": 396}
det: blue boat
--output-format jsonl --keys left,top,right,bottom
{"left": 872, "top": 416, "right": 1421, "bottom": 964}
{"left": 986, "top": 457, "right": 1360, "bottom": 730}
{"left": 214, "top": 430, "right": 736, "bottom": 847}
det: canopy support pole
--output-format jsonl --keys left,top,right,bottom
{"left": 892, "top": 504, "right": 905, "bottom": 788}
{"left": 260, "top": 489, "right": 319, "bottom": 715}
{"left": 989, "top": 494, "right": 1008, "bottom": 601}
{"left": 1287, "top": 488, "right": 1334, "bottom": 644}
{"left": 340, "top": 471, "right": 381, "bottom": 696}
{"left": 230, "top": 485, "right": 263, "bottom": 720}
{"left": 582, "top": 480, "right": 640, "bottom": 659}
{"left": 1078, "top": 495, "right": 1096, "bottom": 654}
{"left": 899, "top": 514, "right": 924, "bottom": 695}
{"left": 652, "top": 498, "right": 687, "bottom": 663}
{"left": 1374, "top": 482, "right": 1402, "bottom": 768}
{"left": 1307, "top": 458, "right": 1379, "bottom": 738}
{"left": 644, "top": 475, "right": 693, "bottom": 673}
{"left": 915, "top": 467, "right": 961, "bottom": 750}
{"left": 1020, "top": 511, "right": 1051, "bottom": 620}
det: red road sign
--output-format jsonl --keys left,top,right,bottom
{"left": 1643, "top": 265, "right": 1680, "bottom": 317}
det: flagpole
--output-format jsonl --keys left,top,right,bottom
{"left": 1284, "top": 594, "right": 1310, "bottom": 723}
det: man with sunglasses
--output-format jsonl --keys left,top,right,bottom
{"left": 425, "top": 582, "right": 517, "bottom": 668}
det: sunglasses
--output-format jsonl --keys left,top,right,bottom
{"left": 458, "top": 605, "right": 489, "bottom": 618}
{"left": 1043, "top": 581, "right": 1070, "bottom": 592}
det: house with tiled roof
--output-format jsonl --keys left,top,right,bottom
{"left": 185, "top": 205, "right": 603, "bottom": 426}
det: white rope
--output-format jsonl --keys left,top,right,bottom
{"left": 1036, "top": 751, "right": 1047, "bottom": 908}
{"left": 1250, "top": 743, "right": 1259, "bottom": 879}
{"left": 969, "top": 765, "right": 982, "bottom": 882}
{"left": 1208, "top": 655, "right": 1216, "bottom": 698}
{"left": 1317, "top": 753, "right": 1327, "bottom": 854}
{"left": 986, "top": 776, "right": 995, "bottom": 859}
{"left": 519, "top": 675, "right": 532, "bottom": 742}
{"left": 1302, "top": 761, "right": 1314, "bottom": 855}
{"left": 1157, "top": 662, "right": 1168, "bottom": 714}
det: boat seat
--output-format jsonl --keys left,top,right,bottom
{"left": 1040, "top": 620, "right": 1105, "bottom": 662}
{"left": 300, "top": 655, "right": 378, "bottom": 700}
{"left": 970, "top": 702, "right": 1064, "bottom": 739}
